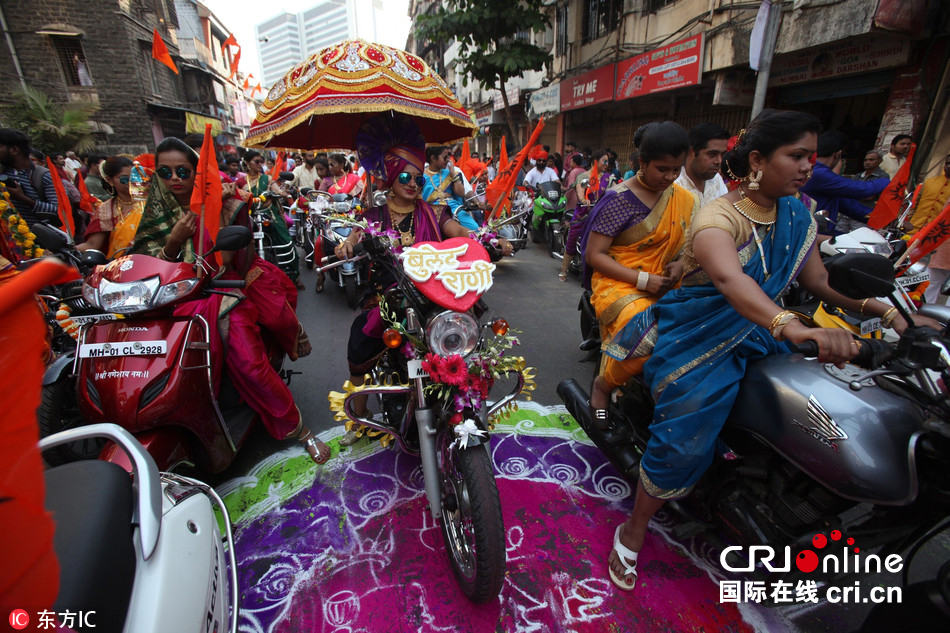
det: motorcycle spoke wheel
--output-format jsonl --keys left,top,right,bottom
{"left": 440, "top": 446, "right": 505, "bottom": 603}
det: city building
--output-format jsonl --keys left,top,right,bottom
{"left": 0, "top": 0, "right": 253, "bottom": 154}
{"left": 255, "top": 1, "right": 357, "bottom": 90}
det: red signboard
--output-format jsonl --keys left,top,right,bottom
{"left": 560, "top": 64, "right": 615, "bottom": 112}
{"left": 615, "top": 34, "right": 704, "bottom": 101}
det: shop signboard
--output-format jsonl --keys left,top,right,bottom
{"left": 770, "top": 38, "right": 911, "bottom": 87}
{"left": 493, "top": 86, "right": 520, "bottom": 111}
{"left": 527, "top": 83, "right": 561, "bottom": 118}
{"left": 560, "top": 64, "right": 615, "bottom": 112}
{"left": 615, "top": 34, "right": 704, "bottom": 101}
{"left": 713, "top": 70, "right": 756, "bottom": 106}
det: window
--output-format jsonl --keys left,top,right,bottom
{"left": 582, "top": 0, "right": 622, "bottom": 44}
{"left": 140, "top": 42, "right": 161, "bottom": 95}
{"left": 646, "top": 0, "right": 677, "bottom": 12}
{"left": 49, "top": 35, "right": 93, "bottom": 87}
{"left": 556, "top": 4, "right": 568, "bottom": 57}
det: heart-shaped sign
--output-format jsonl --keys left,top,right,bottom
{"left": 399, "top": 237, "right": 495, "bottom": 311}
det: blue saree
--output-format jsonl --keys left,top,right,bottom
{"left": 617, "top": 196, "right": 816, "bottom": 499}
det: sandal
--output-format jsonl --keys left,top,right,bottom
{"left": 558, "top": 271, "right": 568, "bottom": 282}
{"left": 608, "top": 524, "right": 639, "bottom": 591}
{"left": 298, "top": 427, "right": 331, "bottom": 464}
{"left": 315, "top": 273, "right": 325, "bottom": 294}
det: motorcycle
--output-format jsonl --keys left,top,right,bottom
{"left": 40, "top": 423, "right": 237, "bottom": 633}
{"left": 487, "top": 185, "right": 531, "bottom": 258}
{"left": 251, "top": 171, "right": 299, "bottom": 283}
{"left": 309, "top": 191, "right": 369, "bottom": 308}
{"left": 559, "top": 252, "right": 950, "bottom": 604}
{"left": 321, "top": 235, "right": 528, "bottom": 602}
{"left": 529, "top": 181, "right": 568, "bottom": 259}
{"left": 72, "top": 226, "right": 291, "bottom": 473}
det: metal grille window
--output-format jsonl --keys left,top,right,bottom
{"left": 49, "top": 35, "right": 93, "bottom": 87}
{"left": 582, "top": 0, "right": 622, "bottom": 44}
{"left": 556, "top": 4, "right": 568, "bottom": 57}
{"left": 140, "top": 42, "right": 161, "bottom": 95}
{"left": 646, "top": 0, "right": 677, "bottom": 12}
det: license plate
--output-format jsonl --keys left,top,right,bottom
{"left": 897, "top": 271, "right": 930, "bottom": 288}
{"left": 407, "top": 358, "right": 429, "bottom": 379}
{"left": 861, "top": 318, "right": 882, "bottom": 336}
{"left": 79, "top": 340, "right": 167, "bottom": 358}
{"left": 253, "top": 231, "right": 265, "bottom": 239}
{"left": 69, "top": 314, "right": 119, "bottom": 325}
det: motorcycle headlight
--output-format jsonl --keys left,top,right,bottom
{"left": 427, "top": 311, "right": 480, "bottom": 357}
{"left": 153, "top": 278, "right": 200, "bottom": 308}
{"left": 333, "top": 201, "right": 351, "bottom": 213}
{"left": 905, "top": 261, "right": 928, "bottom": 276}
{"left": 93, "top": 276, "right": 161, "bottom": 314}
{"left": 541, "top": 201, "right": 554, "bottom": 210}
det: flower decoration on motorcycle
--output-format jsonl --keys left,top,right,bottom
{"left": 0, "top": 185, "right": 44, "bottom": 259}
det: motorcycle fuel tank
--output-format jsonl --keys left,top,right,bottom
{"left": 729, "top": 354, "right": 924, "bottom": 505}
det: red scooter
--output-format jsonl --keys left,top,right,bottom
{"left": 74, "top": 226, "right": 276, "bottom": 473}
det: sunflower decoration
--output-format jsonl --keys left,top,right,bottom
{"left": 0, "top": 184, "right": 44, "bottom": 259}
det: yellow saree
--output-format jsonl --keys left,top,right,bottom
{"left": 589, "top": 183, "right": 697, "bottom": 384}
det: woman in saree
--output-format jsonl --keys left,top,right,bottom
{"left": 604, "top": 110, "right": 932, "bottom": 591}
{"left": 132, "top": 137, "right": 330, "bottom": 464}
{"left": 327, "top": 153, "right": 362, "bottom": 196}
{"left": 583, "top": 122, "right": 696, "bottom": 423}
{"left": 76, "top": 157, "right": 141, "bottom": 257}
{"left": 334, "top": 113, "right": 512, "bottom": 445}
{"left": 242, "top": 149, "right": 303, "bottom": 290}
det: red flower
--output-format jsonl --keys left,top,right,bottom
{"left": 438, "top": 354, "right": 468, "bottom": 387}
{"left": 422, "top": 352, "right": 442, "bottom": 382}
{"left": 449, "top": 412, "right": 463, "bottom": 426}
{"left": 462, "top": 373, "right": 479, "bottom": 393}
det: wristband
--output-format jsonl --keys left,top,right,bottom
{"left": 636, "top": 271, "right": 649, "bottom": 291}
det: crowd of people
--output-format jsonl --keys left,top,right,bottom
{"left": 3, "top": 107, "right": 950, "bottom": 594}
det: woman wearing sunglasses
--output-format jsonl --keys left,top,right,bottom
{"left": 131, "top": 137, "right": 331, "bottom": 465}
{"left": 77, "top": 156, "right": 143, "bottom": 258}
{"left": 334, "top": 113, "right": 513, "bottom": 445}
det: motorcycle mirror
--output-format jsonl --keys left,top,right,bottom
{"left": 299, "top": 187, "right": 313, "bottom": 196}
{"left": 81, "top": 249, "right": 107, "bottom": 266}
{"left": 279, "top": 171, "right": 295, "bottom": 182}
{"left": 212, "top": 225, "right": 253, "bottom": 252}
{"left": 372, "top": 190, "right": 388, "bottom": 207}
{"left": 31, "top": 223, "right": 68, "bottom": 252}
{"left": 825, "top": 253, "right": 896, "bottom": 299}
{"left": 579, "top": 178, "right": 590, "bottom": 189}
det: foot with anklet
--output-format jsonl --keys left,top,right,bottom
{"left": 608, "top": 521, "right": 640, "bottom": 591}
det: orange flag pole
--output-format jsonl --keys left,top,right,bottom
{"left": 189, "top": 123, "right": 223, "bottom": 267}
{"left": 486, "top": 118, "right": 545, "bottom": 220}
{"left": 45, "top": 157, "right": 74, "bottom": 239}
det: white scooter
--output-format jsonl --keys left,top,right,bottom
{"left": 40, "top": 424, "right": 237, "bottom": 633}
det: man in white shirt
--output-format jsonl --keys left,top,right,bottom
{"left": 880, "top": 133, "right": 912, "bottom": 178}
{"left": 674, "top": 122, "right": 730, "bottom": 209}
{"left": 292, "top": 152, "right": 319, "bottom": 189}
{"left": 64, "top": 151, "right": 83, "bottom": 181}
{"left": 523, "top": 151, "right": 559, "bottom": 188}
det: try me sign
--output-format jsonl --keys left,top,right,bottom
{"left": 616, "top": 34, "right": 704, "bottom": 101}
{"left": 560, "top": 64, "right": 615, "bottom": 112}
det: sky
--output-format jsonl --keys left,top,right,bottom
{"left": 200, "top": 0, "right": 412, "bottom": 88}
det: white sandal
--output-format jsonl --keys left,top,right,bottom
{"left": 608, "top": 524, "right": 639, "bottom": 591}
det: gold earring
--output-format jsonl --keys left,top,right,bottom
{"left": 747, "top": 169, "right": 763, "bottom": 191}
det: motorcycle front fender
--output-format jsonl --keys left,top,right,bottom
{"left": 44, "top": 351, "right": 75, "bottom": 386}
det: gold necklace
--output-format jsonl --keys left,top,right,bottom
{"left": 387, "top": 199, "right": 415, "bottom": 215}
{"left": 636, "top": 172, "right": 658, "bottom": 192}
{"left": 389, "top": 205, "right": 414, "bottom": 246}
{"left": 732, "top": 187, "right": 777, "bottom": 225}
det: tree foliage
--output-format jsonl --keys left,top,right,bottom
{"left": 415, "top": 0, "right": 552, "bottom": 143}
{"left": 1, "top": 86, "right": 100, "bottom": 153}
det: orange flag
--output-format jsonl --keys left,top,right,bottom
{"left": 908, "top": 197, "right": 950, "bottom": 264}
{"left": 222, "top": 33, "right": 241, "bottom": 80}
{"left": 868, "top": 143, "right": 916, "bottom": 229}
{"left": 45, "top": 157, "right": 74, "bottom": 239}
{"left": 189, "top": 124, "right": 222, "bottom": 264}
{"left": 587, "top": 158, "right": 600, "bottom": 197}
{"left": 151, "top": 29, "right": 178, "bottom": 74}
{"left": 242, "top": 77, "right": 250, "bottom": 91}
{"left": 252, "top": 83, "right": 262, "bottom": 97}
{"left": 499, "top": 137, "right": 508, "bottom": 173}
{"left": 486, "top": 118, "right": 546, "bottom": 218}
{"left": 76, "top": 172, "right": 97, "bottom": 214}
{"left": 458, "top": 138, "right": 474, "bottom": 181}
{"left": 269, "top": 152, "right": 286, "bottom": 180}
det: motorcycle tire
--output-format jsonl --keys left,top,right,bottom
{"left": 440, "top": 445, "right": 505, "bottom": 603}
{"left": 38, "top": 375, "right": 103, "bottom": 465}
{"left": 344, "top": 275, "right": 359, "bottom": 309}
{"left": 548, "top": 223, "right": 564, "bottom": 260}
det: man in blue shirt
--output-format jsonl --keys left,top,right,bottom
{"left": 800, "top": 131, "right": 889, "bottom": 235}
{"left": 0, "top": 128, "right": 60, "bottom": 227}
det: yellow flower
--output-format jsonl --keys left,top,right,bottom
{"left": 34, "top": 248, "right": 44, "bottom": 257}
{"left": 23, "top": 239, "right": 34, "bottom": 249}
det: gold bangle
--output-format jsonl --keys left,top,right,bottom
{"left": 768, "top": 310, "right": 791, "bottom": 334}
{"left": 769, "top": 310, "right": 798, "bottom": 340}
{"left": 859, "top": 298, "right": 871, "bottom": 316}
{"left": 881, "top": 307, "right": 898, "bottom": 328}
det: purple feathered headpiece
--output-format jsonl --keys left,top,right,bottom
{"left": 355, "top": 112, "right": 427, "bottom": 188}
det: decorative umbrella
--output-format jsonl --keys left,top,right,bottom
{"left": 245, "top": 39, "right": 476, "bottom": 149}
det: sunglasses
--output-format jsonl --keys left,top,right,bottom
{"left": 155, "top": 165, "right": 194, "bottom": 180}
{"left": 397, "top": 172, "right": 426, "bottom": 187}
{"left": 118, "top": 176, "right": 130, "bottom": 185}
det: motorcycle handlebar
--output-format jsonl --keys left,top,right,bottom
{"left": 320, "top": 240, "right": 366, "bottom": 266}
{"left": 210, "top": 279, "right": 246, "bottom": 289}
{"left": 790, "top": 338, "right": 893, "bottom": 367}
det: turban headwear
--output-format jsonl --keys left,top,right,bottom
{"left": 356, "top": 112, "right": 427, "bottom": 188}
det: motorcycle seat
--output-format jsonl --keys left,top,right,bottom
{"left": 45, "top": 460, "right": 136, "bottom": 632}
